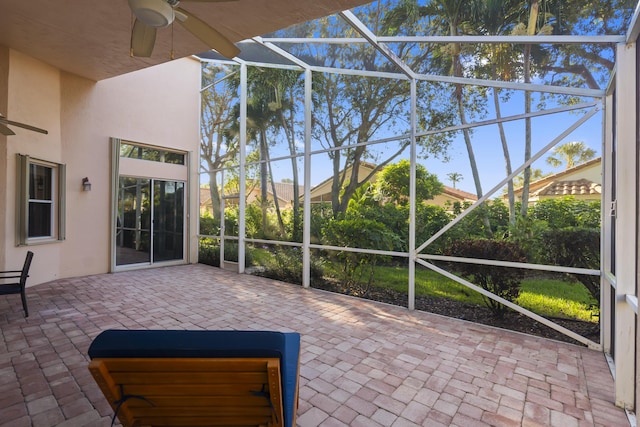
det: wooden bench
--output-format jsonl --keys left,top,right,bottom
{"left": 88, "top": 330, "right": 300, "bottom": 427}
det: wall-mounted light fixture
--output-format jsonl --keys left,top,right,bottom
{"left": 82, "top": 177, "right": 92, "bottom": 192}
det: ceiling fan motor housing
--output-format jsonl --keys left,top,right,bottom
{"left": 129, "top": 0, "right": 175, "bottom": 28}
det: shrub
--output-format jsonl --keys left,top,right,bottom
{"left": 444, "top": 239, "right": 527, "bottom": 318}
{"left": 199, "top": 215, "right": 219, "bottom": 237}
{"left": 198, "top": 238, "right": 220, "bottom": 267}
{"left": 529, "top": 197, "right": 601, "bottom": 229}
{"left": 322, "top": 218, "right": 398, "bottom": 295}
{"left": 537, "top": 227, "right": 600, "bottom": 302}
{"left": 507, "top": 215, "right": 549, "bottom": 261}
{"left": 253, "top": 247, "right": 324, "bottom": 285}
{"left": 197, "top": 239, "right": 254, "bottom": 267}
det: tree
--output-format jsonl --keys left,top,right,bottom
{"left": 284, "top": 1, "right": 455, "bottom": 217}
{"left": 230, "top": 67, "right": 303, "bottom": 238}
{"left": 546, "top": 141, "right": 596, "bottom": 169}
{"left": 200, "top": 65, "right": 240, "bottom": 223}
{"left": 446, "top": 172, "right": 463, "bottom": 189}
{"left": 513, "top": 168, "right": 548, "bottom": 188}
{"left": 375, "top": 160, "right": 444, "bottom": 205}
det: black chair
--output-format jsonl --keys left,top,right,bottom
{"left": 0, "top": 251, "right": 34, "bottom": 317}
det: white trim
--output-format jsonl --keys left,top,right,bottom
{"left": 612, "top": 41, "right": 637, "bottom": 410}
{"left": 625, "top": 295, "right": 639, "bottom": 314}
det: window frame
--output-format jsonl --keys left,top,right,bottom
{"left": 16, "top": 154, "right": 66, "bottom": 245}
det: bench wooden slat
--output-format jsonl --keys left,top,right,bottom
{"left": 124, "top": 395, "right": 271, "bottom": 408}
{"left": 110, "top": 371, "right": 268, "bottom": 385}
{"left": 89, "top": 357, "right": 282, "bottom": 427}
{"left": 100, "top": 358, "right": 270, "bottom": 372}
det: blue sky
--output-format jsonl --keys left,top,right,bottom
{"left": 262, "top": 93, "right": 602, "bottom": 197}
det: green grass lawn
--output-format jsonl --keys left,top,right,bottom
{"left": 368, "top": 265, "right": 598, "bottom": 322}
{"left": 245, "top": 247, "right": 599, "bottom": 323}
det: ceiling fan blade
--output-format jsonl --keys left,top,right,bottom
{"left": 0, "top": 122, "right": 16, "bottom": 136}
{"left": 131, "top": 19, "right": 157, "bottom": 57}
{"left": 0, "top": 117, "right": 47, "bottom": 135}
{"left": 175, "top": 7, "right": 240, "bottom": 59}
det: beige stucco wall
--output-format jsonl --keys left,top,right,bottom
{"left": 2, "top": 49, "right": 62, "bottom": 286}
{"left": 1, "top": 48, "right": 201, "bottom": 286}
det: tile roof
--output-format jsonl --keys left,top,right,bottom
{"left": 271, "top": 182, "right": 304, "bottom": 202}
{"left": 536, "top": 178, "right": 601, "bottom": 197}
{"left": 442, "top": 186, "right": 478, "bottom": 201}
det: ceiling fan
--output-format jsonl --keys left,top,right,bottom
{"left": 128, "top": 0, "right": 240, "bottom": 59}
{"left": 0, "top": 114, "right": 48, "bottom": 136}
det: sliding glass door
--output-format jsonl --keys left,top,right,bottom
{"left": 116, "top": 177, "right": 184, "bottom": 266}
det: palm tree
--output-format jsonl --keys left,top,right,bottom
{"left": 471, "top": 0, "right": 521, "bottom": 225}
{"left": 431, "top": 0, "right": 493, "bottom": 236}
{"left": 447, "top": 172, "right": 463, "bottom": 189}
{"left": 546, "top": 141, "right": 596, "bottom": 169}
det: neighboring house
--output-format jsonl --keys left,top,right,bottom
{"left": 509, "top": 157, "right": 602, "bottom": 205}
{"left": 432, "top": 187, "right": 479, "bottom": 210}
{"left": 201, "top": 181, "right": 304, "bottom": 216}
{"left": 200, "top": 187, "right": 215, "bottom": 217}
{"left": 308, "top": 161, "right": 478, "bottom": 209}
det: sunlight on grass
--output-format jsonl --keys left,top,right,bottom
{"left": 368, "top": 265, "right": 598, "bottom": 321}
{"left": 518, "top": 279, "right": 598, "bottom": 322}
{"left": 304, "top": 260, "right": 599, "bottom": 322}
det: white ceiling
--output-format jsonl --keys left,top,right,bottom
{"left": 0, "top": 0, "right": 370, "bottom": 81}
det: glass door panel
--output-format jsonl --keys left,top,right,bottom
{"left": 116, "top": 178, "right": 151, "bottom": 265}
{"left": 153, "top": 180, "right": 185, "bottom": 262}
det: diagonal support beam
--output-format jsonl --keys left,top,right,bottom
{"left": 416, "top": 105, "right": 600, "bottom": 253}
{"left": 339, "top": 10, "right": 417, "bottom": 79}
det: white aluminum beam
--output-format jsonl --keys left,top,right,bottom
{"left": 251, "top": 37, "right": 313, "bottom": 70}
{"left": 626, "top": 0, "right": 640, "bottom": 43}
{"left": 419, "top": 254, "right": 600, "bottom": 276}
{"left": 262, "top": 35, "right": 624, "bottom": 44}
{"left": 238, "top": 63, "right": 247, "bottom": 273}
{"left": 415, "top": 73, "right": 604, "bottom": 98}
{"left": 303, "top": 68, "right": 312, "bottom": 289}
{"left": 408, "top": 79, "right": 417, "bottom": 310}
{"left": 416, "top": 101, "right": 600, "bottom": 139}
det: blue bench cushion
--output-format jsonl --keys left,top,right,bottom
{"left": 88, "top": 329, "right": 301, "bottom": 427}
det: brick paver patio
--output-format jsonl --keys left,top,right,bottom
{"left": 0, "top": 264, "right": 630, "bottom": 426}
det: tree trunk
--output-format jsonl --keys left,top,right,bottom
{"left": 259, "top": 129, "right": 269, "bottom": 233}
{"left": 450, "top": 21, "right": 492, "bottom": 236}
{"left": 521, "top": 0, "right": 539, "bottom": 217}
{"left": 208, "top": 171, "right": 221, "bottom": 222}
{"left": 279, "top": 104, "right": 301, "bottom": 241}
{"left": 493, "top": 86, "right": 515, "bottom": 225}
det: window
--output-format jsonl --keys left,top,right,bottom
{"left": 16, "top": 154, "right": 66, "bottom": 245}
{"left": 119, "top": 142, "right": 185, "bottom": 165}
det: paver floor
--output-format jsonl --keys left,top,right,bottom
{"left": 0, "top": 264, "right": 630, "bottom": 426}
